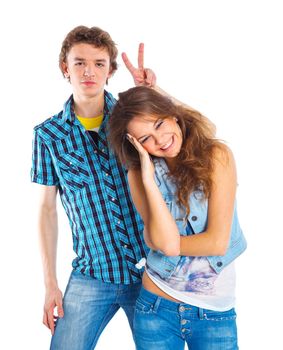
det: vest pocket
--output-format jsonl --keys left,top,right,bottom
{"left": 146, "top": 249, "right": 181, "bottom": 280}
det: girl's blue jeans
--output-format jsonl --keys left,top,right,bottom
{"left": 134, "top": 287, "right": 238, "bottom": 350}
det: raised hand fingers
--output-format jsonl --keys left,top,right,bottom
{"left": 144, "top": 68, "right": 157, "bottom": 87}
{"left": 121, "top": 52, "right": 135, "bottom": 75}
{"left": 138, "top": 43, "right": 144, "bottom": 70}
{"left": 122, "top": 43, "right": 156, "bottom": 87}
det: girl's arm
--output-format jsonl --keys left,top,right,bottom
{"left": 127, "top": 134, "right": 180, "bottom": 256}
{"left": 180, "top": 145, "right": 237, "bottom": 256}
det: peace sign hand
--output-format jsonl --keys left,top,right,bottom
{"left": 122, "top": 43, "right": 156, "bottom": 87}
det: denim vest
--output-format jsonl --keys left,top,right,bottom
{"left": 146, "top": 158, "right": 247, "bottom": 279}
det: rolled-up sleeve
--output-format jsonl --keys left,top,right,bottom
{"left": 31, "top": 129, "right": 59, "bottom": 186}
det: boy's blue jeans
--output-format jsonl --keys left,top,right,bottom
{"left": 50, "top": 270, "right": 141, "bottom": 350}
{"left": 134, "top": 287, "right": 238, "bottom": 350}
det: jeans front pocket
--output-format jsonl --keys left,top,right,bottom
{"left": 203, "top": 307, "right": 237, "bottom": 321}
{"left": 135, "top": 297, "right": 153, "bottom": 314}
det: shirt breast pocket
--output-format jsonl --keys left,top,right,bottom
{"left": 57, "top": 151, "right": 90, "bottom": 192}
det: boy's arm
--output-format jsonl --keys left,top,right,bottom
{"left": 31, "top": 130, "right": 63, "bottom": 334}
{"left": 38, "top": 185, "right": 64, "bottom": 335}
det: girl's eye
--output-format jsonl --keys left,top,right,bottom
{"left": 140, "top": 136, "right": 150, "bottom": 144}
{"left": 96, "top": 63, "right": 105, "bottom": 67}
{"left": 156, "top": 120, "right": 164, "bottom": 129}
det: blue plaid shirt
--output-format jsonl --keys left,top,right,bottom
{"left": 31, "top": 91, "right": 148, "bottom": 284}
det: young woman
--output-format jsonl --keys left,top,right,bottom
{"left": 108, "top": 86, "right": 247, "bottom": 350}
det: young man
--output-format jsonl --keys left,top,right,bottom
{"left": 31, "top": 26, "right": 155, "bottom": 349}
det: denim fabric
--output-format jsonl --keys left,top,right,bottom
{"left": 134, "top": 287, "right": 238, "bottom": 350}
{"left": 146, "top": 157, "right": 247, "bottom": 280}
{"left": 50, "top": 270, "right": 142, "bottom": 350}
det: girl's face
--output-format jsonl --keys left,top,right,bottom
{"left": 127, "top": 115, "right": 183, "bottom": 161}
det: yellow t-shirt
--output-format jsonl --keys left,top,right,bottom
{"left": 77, "top": 114, "right": 103, "bottom": 132}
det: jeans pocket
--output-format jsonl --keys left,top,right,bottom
{"left": 203, "top": 308, "right": 237, "bottom": 321}
{"left": 135, "top": 298, "right": 153, "bottom": 314}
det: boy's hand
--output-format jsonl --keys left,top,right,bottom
{"left": 122, "top": 43, "right": 156, "bottom": 87}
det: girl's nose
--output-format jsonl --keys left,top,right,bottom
{"left": 154, "top": 134, "right": 165, "bottom": 145}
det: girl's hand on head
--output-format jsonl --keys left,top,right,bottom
{"left": 126, "top": 134, "right": 155, "bottom": 181}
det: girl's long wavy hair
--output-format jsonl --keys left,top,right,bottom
{"left": 108, "top": 86, "right": 226, "bottom": 215}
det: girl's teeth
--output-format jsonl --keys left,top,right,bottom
{"left": 161, "top": 138, "right": 172, "bottom": 150}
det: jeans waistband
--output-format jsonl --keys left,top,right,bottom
{"left": 139, "top": 286, "right": 203, "bottom": 315}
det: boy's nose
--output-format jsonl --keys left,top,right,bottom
{"left": 84, "top": 65, "right": 95, "bottom": 77}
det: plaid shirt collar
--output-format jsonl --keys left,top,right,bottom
{"left": 61, "top": 90, "right": 116, "bottom": 123}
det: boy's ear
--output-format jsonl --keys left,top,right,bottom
{"left": 108, "top": 68, "right": 114, "bottom": 79}
{"left": 61, "top": 62, "right": 69, "bottom": 76}
{"left": 106, "top": 69, "right": 114, "bottom": 85}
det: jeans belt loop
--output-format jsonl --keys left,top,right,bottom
{"left": 152, "top": 296, "right": 162, "bottom": 313}
{"left": 198, "top": 307, "right": 204, "bottom": 320}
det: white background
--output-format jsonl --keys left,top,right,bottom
{"left": 1, "top": 0, "right": 282, "bottom": 349}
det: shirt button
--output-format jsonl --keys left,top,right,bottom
{"left": 179, "top": 306, "right": 185, "bottom": 312}
{"left": 117, "top": 220, "right": 121, "bottom": 225}
{"left": 105, "top": 173, "right": 109, "bottom": 176}
{"left": 111, "top": 197, "right": 115, "bottom": 202}
{"left": 191, "top": 216, "right": 197, "bottom": 221}
{"left": 123, "top": 244, "right": 128, "bottom": 249}
{"left": 181, "top": 319, "right": 187, "bottom": 325}
{"left": 217, "top": 261, "right": 223, "bottom": 267}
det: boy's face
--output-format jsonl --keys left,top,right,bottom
{"left": 62, "top": 43, "right": 112, "bottom": 98}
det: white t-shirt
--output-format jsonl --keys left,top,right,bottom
{"left": 147, "top": 256, "right": 236, "bottom": 311}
